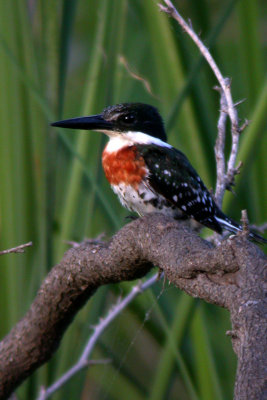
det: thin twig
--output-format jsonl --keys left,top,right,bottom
{"left": 241, "top": 209, "right": 249, "bottom": 231}
{"left": 0, "top": 241, "right": 33, "bottom": 256}
{"left": 159, "top": 1, "right": 239, "bottom": 125}
{"left": 37, "top": 273, "right": 160, "bottom": 400}
{"left": 159, "top": 0, "right": 241, "bottom": 195}
{"left": 240, "top": 209, "right": 250, "bottom": 240}
{"left": 214, "top": 86, "right": 227, "bottom": 208}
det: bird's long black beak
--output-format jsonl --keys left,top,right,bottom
{"left": 51, "top": 114, "right": 113, "bottom": 131}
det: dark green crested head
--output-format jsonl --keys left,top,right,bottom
{"left": 51, "top": 103, "right": 167, "bottom": 142}
{"left": 102, "top": 103, "right": 167, "bottom": 142}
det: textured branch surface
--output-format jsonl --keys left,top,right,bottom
{"left": 0, "top": 214, "right": 266, "bottom": 400}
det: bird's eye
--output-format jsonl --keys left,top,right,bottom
{"left": 121, "top": 114, "right": 135, "bottom": 124}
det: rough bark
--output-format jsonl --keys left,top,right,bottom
{"left": 0, "top": 214, "right": 266, "bottom": 399}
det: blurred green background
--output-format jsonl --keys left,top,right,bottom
{"left": 0, "top": 0, "right": 266, "bottom": 399}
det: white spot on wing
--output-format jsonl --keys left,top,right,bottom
{"left": 164, "top": 170, "right": 171, "bottom": 176}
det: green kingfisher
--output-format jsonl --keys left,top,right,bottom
{"left": 52, "top": 103, "right": 266, "bottom": 243}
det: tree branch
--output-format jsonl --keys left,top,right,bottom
{"left": 159, "top": 0, "right": 243, "bottom": 199}
{"left": 0, "top": 242, "right": 33, "bottom": 256}
{"left": 0, "top": 214, "right": 266, "bottom": 399}
{"left": 37, "top": 273, "right": 160, "bottom": 400}
{"left": 214, "top": 86, "right": 227, "bottom": 207}
{"left": 0, "top": 4, "right": 265, "bottom": 400}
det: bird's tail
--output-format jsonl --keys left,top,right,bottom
{"left": 215, "top": 212, "right": 267, "bottom": 244}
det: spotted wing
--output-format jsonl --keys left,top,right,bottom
{"left": 137, "top": 144, "right": 222, "bottom": 233}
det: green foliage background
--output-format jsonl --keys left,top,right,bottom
{"left": 0, "top": 0, "right": 266, "bottom": 399}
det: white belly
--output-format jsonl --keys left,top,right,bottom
{"left": 111, "top": 182, "right": 178, "bottom": 217}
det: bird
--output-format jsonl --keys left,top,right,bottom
{"left": 51, "top": 102, "right": 266, "bottom": 244}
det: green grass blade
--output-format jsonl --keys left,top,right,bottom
{"left": 55, "top": 0, "right": 110, "bottom": 260}
{"left": 149, "top": 295, "right": 197, "bottom": 400}
{"left": 223, "top": 75, "right": 267, "bottom": 217}
{"left": 191, "top": 306, "right": 224, "bottom": 400}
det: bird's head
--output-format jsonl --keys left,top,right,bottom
{"left": 51, "top": 103, "right": 167, "bottom": 143}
